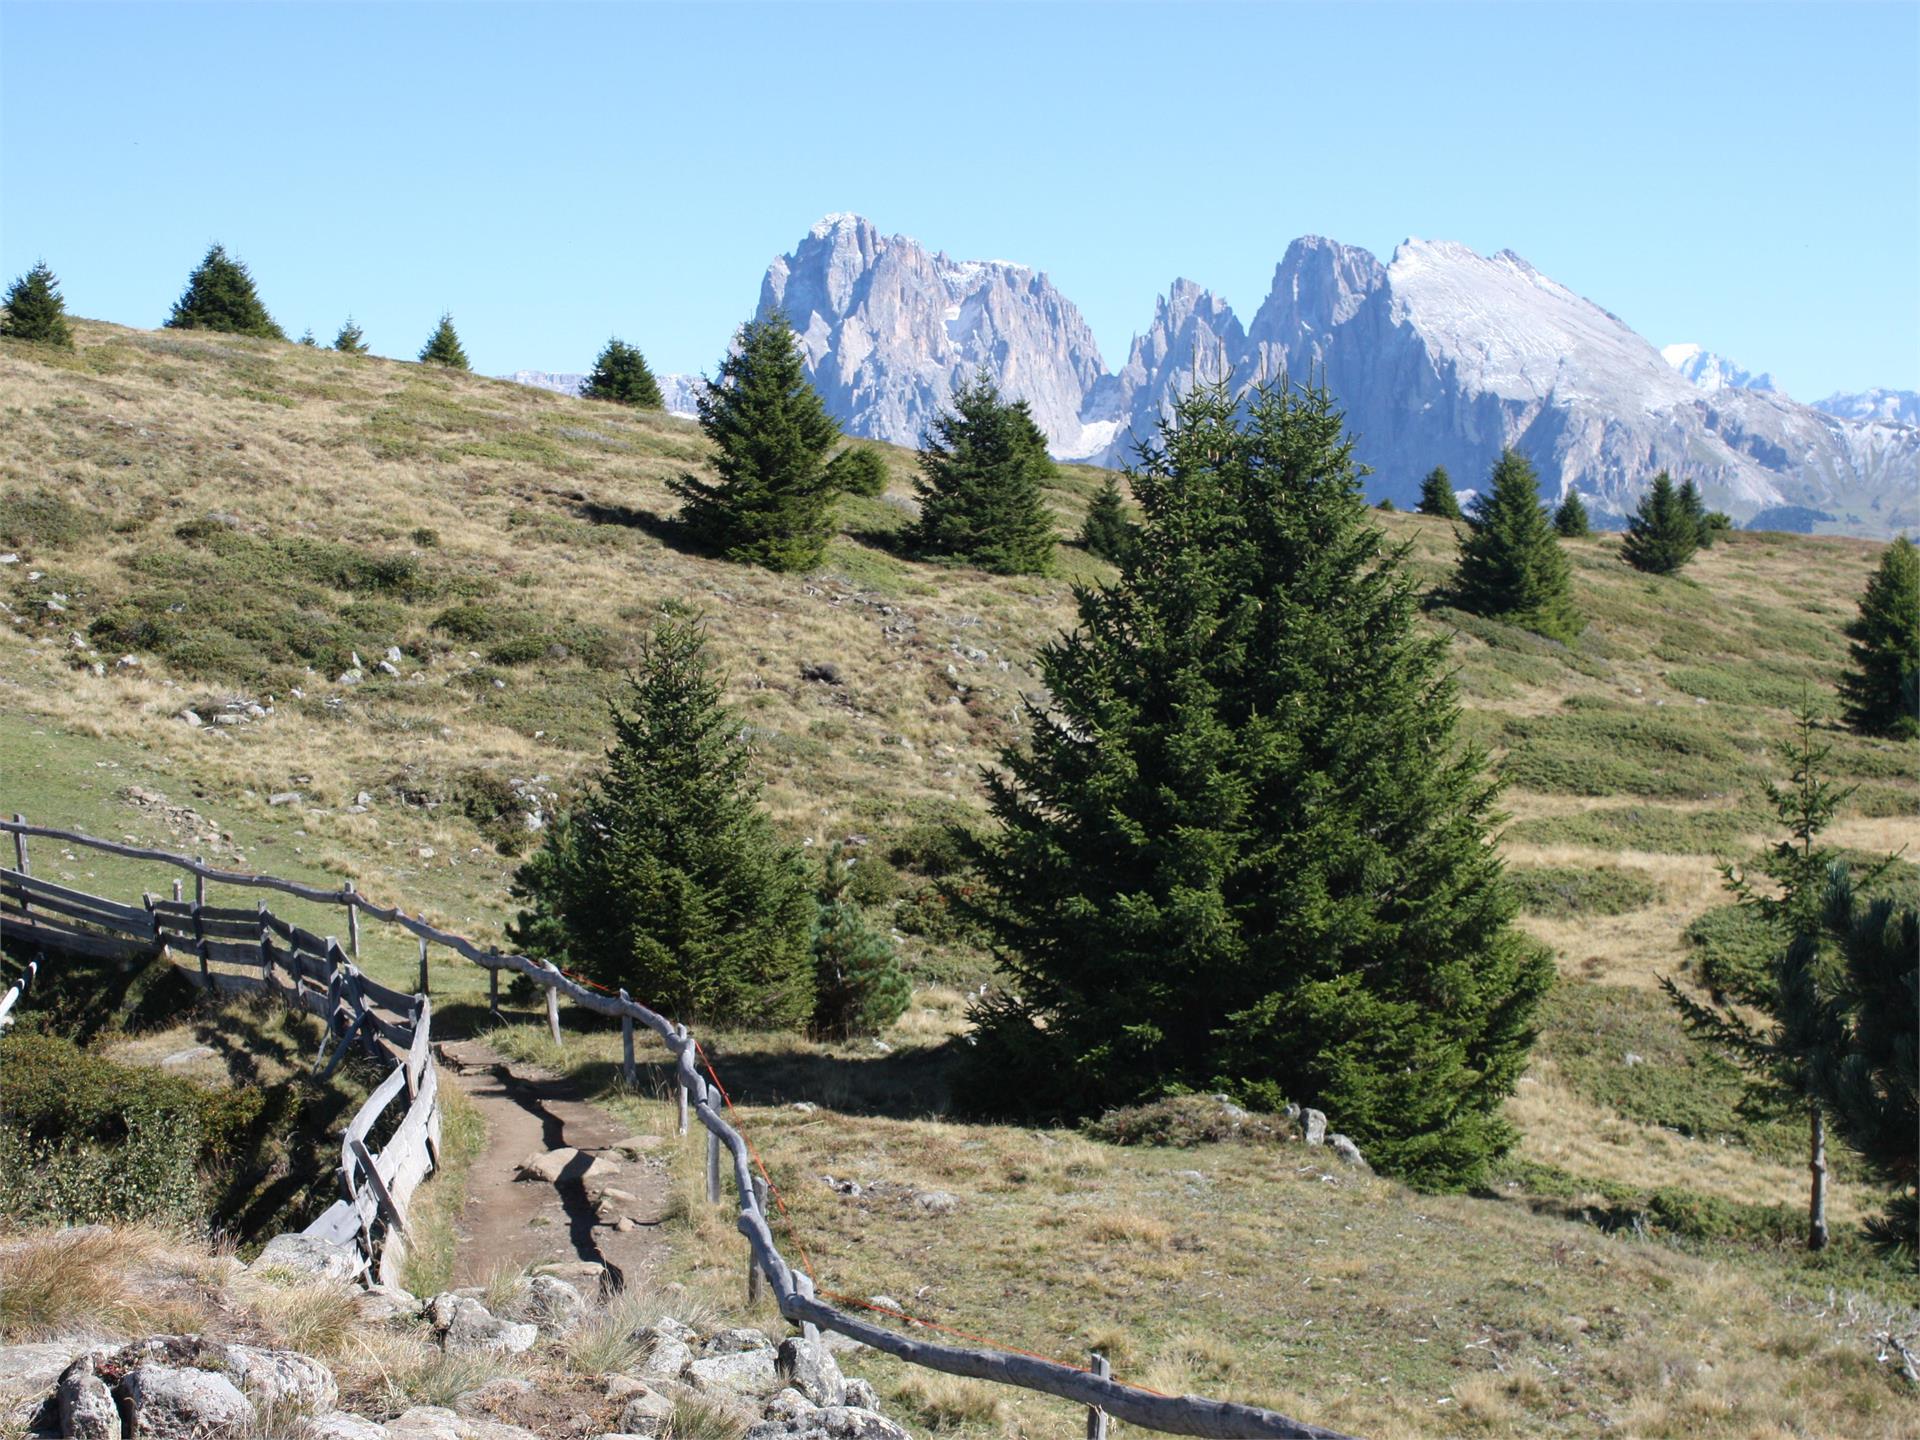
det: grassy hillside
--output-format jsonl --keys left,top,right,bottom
{"left": 3, "top": 321, "right": 1917, "bottom": 1438}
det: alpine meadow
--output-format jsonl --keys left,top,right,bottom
{"left": 1, "top": 305, "right": 1915, "bottom": 1439}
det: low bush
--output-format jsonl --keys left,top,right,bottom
{"left": 1, "top": 489, "right": 106, "bottom": 548}
{"left": 1084, "top": 1094, "right": 1297, "bottom": 1148}
{"left": 1509, "top": 865, "right": 1658, "bottom": 918}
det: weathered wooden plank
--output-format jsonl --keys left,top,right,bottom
{"left": 364, "top": 1010, "right": 416, "bottom": 1051}
{"left": 2, "top": 873, "right": 157, "bottom": 931}
{"left": 0, "top": 885, "right": 156, "bottom": 938}
{"left": 343, "top": 1066, "right": 409, "bottom": 1149}
{"left": 156, "top": 914, "right": 263, "bottom": 942}
{"left": 351, "top": 971, "right": 416, "bottom": 1015}
{"left": 1, "top": 913, "right": 156, "bottom": 964}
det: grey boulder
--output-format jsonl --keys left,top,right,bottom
{"left": 745, "top": 1406, "right": 910, "bottom": 1440}
{"left": 682, "top": 1349, "right": 778, "bottom": 1396}
{"left": 429, "top": 1295, "right": 538, "bottom": 1356}
{"left": 118, "top": 1364, "right": 253, "bottom": 1438}
{"left": 58, "top": 1355, "right": 118, "bottom": 1440}
{"left": 251, "top": 1233, "right": 362, "bottom": 1281}
{"left": 616, "top": 1387, "right": 677, "bottom": 1437}
{"left": 775, "top": 1338, "right": 845, "bottom": 1407}
{"left": 220, "top": 1344, "right": 337, "bottom": 1411}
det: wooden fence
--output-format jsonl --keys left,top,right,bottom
{"left": 0, "top": 818, "right": 439, "bottom": 1288}
{"left": 0, "top": 816, "right": 1354, "bottom": 1440}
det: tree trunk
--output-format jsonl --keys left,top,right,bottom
{"left": 1808, "top": 1103, "right": 1830, "bottom": 1252}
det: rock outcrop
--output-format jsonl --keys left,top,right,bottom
{"left": 738, "top": 216, "right": 1919, "bottom": 536}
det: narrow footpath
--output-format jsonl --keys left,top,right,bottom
{"left": 436, "top": 1038, "right": 674, "bottom": 1293}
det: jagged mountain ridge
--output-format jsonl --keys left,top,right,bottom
{"left": 749, "top": 217, "right": 1917, "bottom": 536}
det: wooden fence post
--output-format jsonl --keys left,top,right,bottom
{"left": 257, "top": 901, "right": 271, "bottom": 988}
{"left": 417, "top": 934, "right": 430, "bottom": 996}
{"left": 675, "top": 1024, "right": 690, "bottom": 1136}
{"left": 11, "top": 814, "right": 29, "bottom": 923}
{"left": 194, "top": 858, "right": 208, "bottom": 983}
{"left": 1087, "top": 1353, "right": 1110, "bottom": 1440}
{"left": 545, "top": 976, "right": 562, "bottom": 1048}
{"left": 747, "top": 1175, "right": 768, "bottom": 1305}
{"left": 172, "top": 878, "right": 182, "bottom": 903}
{"left": 619, "top": 989, "right": 636, "bottom": 1090}
{"left": 488, "top": 964, "right": 499, "bottom": 1017}
{"left": 706, "top": 1129, "right": 722, "bottom": 1205}
{"left": 344, "top": 880, "right": 360, "bottom": 960}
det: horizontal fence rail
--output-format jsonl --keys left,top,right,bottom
{"left": 0, "top": 815, "right": 1355, "bottom": 1440}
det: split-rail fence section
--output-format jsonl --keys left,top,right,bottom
{"left": 0, "top": 814, "right": 1355, "bottom": 1440}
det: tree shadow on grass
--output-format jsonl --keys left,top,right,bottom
{"left": 569, "top": 497, "right": 717, "bottom": 560}
{"left": 635, "top": 1037, "right": 963, "bottom": 1122}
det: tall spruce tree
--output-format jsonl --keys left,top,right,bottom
{"left": 165, "top": 244, "right": 285, "bottom": 339}
{"left": 418, "top": 313, "right": 469, "bottom": 369}
{"left": 1079, "top": 476, "right": 1134, "bottom": 562}
{"left": 1812, "top": 872, "right": 1919, "bottom": 1257}
{"left": 1417, "top": 465, "right": 1463, "bottom": 519}
{"left": 1553, "top": 490, "right": 1591, "bottom": 538}
{"left": 670, "top": 313, "right": 846, "bottom": 572}
{"left": 333, "top": 317, "right": 367, "bottom": 354}
{"left": 0, "top": 262, "right": 73, "bottom": 347}
{"left": 1661, "top": 708, "right": 1852, "bottom": 1250}
{"left": 1452, "top": 449, "right": 1582, "bottom": 641}
{"left": 810, "top": 845, "right": 911, "bottom": 1040}
{"left": 954, "top": 378, "right": 1553, "bottom": 1190}
{"left": 1621, "top": 471, "right": 1698, "bottom": 574}
{"left": 915, "top": 371, "right": 1058, "bottom": 575}
{"left": 506, "top": 618, "right": 815, "bottom": 1028}
{"left": 1838, "top": 535, "right": 1920, "bottom": 739}
{"left": 582, "top": 337, "right": 664, "bottom": 408}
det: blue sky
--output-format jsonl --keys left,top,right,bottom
{"left": 2, "top": 1, "right": 1915, "bottom": 399}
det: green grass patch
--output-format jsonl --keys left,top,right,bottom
{"left": 1506, "top": 804, "right": 1765, "bottom": 855}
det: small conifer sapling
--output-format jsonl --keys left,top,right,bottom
{"left": 582, "top": 337, "right": 664, "bottom": 408}
{"left": 0, "top": 262, "right": 74, "bottom": 347}
{"left": 419, "top": 313, "right": 470, "bottom": 369}
{"left": 1417, "top": 465, "right": 1463, "bottom": 520}
{"left": 165, "top": 244, "right": 286, "bottom": 339}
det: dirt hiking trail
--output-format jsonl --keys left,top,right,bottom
{"left": 437, "top": 1038, "right": 673, "bottom": 1293}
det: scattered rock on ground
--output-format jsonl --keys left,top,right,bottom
{"left": 429, "top": 1295, "right": 538, "bottom": 1356}
{"left": 251, "top": 1233, "right": 362, "bottom": 1281}
{"left": 683, "top": 1348, "right": 778, "bottom": 1396}
{"left": 1302, "top": 1108, "right": 1328, "bottom": 1146}
{"left": 616, "top": 1387, "right": 677, "bottom": 1437}
{"left": 307, "top": 1413, "right": 388, "bottom": 1440}
{"left": 57, "top": 1355, "right": 118, "bottom": 1440}
{"left": 776, "top": 1337, "right": 845, "bottom": 1407}
{"left": 118, "top": 1364, "right": 253, "bottom": 1439}
{"left": 705, "top": 1329, "right": 773, "bottom": 1356}
{"left": 745, "top": 1406, "right": 910, "bottom": 1440}
{"left": 387, "top": 1406, "right": 541, "bottom": 1440}
{"left": 638, "top": 1337, "right": 693, "bottom": 1384}
{"left": 1329, "top": 1134, "right": 1370, "bottom": 1170}
{"left": 220, "top": 1344, "right": 337, "bottom": 1411}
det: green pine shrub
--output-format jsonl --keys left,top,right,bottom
{"left": 914, "top": 371, "right": 1057, "bottom": 575}
{"left": 165, "top": 245, "right": 285, "bottom": 339}
{"left": 1838, "top": 535, "right": 1919, "bottom": 739}
{"left": 1417, "top": 466, "right": 1462, "bottom": 519}
{"left": 582, "top": 337, "right": 664, "bottom": 408}
{"left": 1, "top": 261, "right": 74, "bottom": 347}
{"left": 419, "top": 314, "right": 470, "bottom": 369}
{"left": 953, "top": 378, "right": 1553, "bottom": 1190}
{"left": 507, "top": 617, "right": 816, "bottom": 1028}
{"left": 810, "top": 846, "right": 910, "bottom": 1039}
{"left": 670, "top": 313, "right": 845, "bottom": 572}
{"left": 1452, "top": 449, "right": 1582, "bottom": 641}
{"left": 1621, "top": 472, "right": 1699, "bottom": 575}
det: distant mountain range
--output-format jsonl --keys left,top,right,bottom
{"left": 507, "top": 216, "right": 1918, "bottom": 537}
{"left": 505, "top": 370, "right": 703, "bottom": 415}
